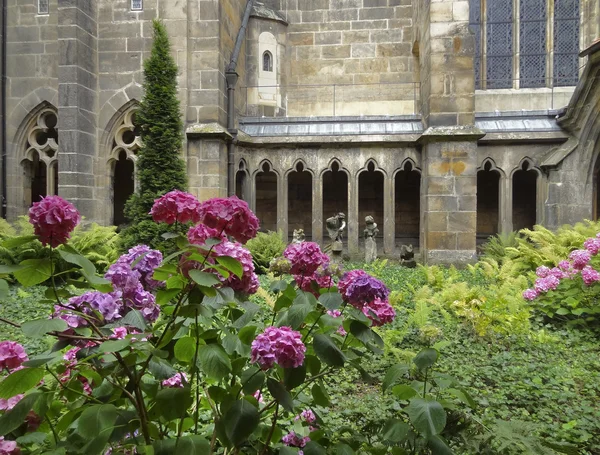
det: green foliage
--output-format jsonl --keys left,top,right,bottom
{"left": 121, "top": 19, "right": 187, "bottom": 250}
{"left": 246, "top": 230, "right": 287, "bottom": 274}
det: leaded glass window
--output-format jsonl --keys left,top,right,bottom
{"left": 486, "top": 0, "right": 513, "bottom": 89}
{"left": 38, "top": 0, "right": 49, "bottom": 14}
{"left": 469, "top": 0, "right": 482, "bottom": 89}
{"left": 520, "top": 0, "right": 547, "bottom": 88}
{"left": 553, "top": 0, "right": 580, "bottom": 86}
{"left": 131, "top": 0, "right": 143, "bottom": 11}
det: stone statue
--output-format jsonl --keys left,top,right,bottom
{"left": 364, "top": 215, "right": 378, "bottom": 263}
{"left": 400, "top": 244, "right": 416, "bottom": 268}
{"left": 292, "top": 228, "right": 305, "bottom": 244}
{"left": 325, "top": 212, "right": 346, "bottom": 262}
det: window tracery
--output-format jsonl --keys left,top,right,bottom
{"left": 110, "top": 108, "right": 141, "bottom": 162}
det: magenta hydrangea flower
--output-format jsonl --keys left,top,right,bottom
{"left": 295, "top": 273, "right": 334, "bottom": 296}
{"left": 569, "top": 250, "right": 591, "bottom": 270}
{"left": 584, "top": 237, "right": 600, "bottom": 256}
{"left": 0, "top": 341, "right": 28, "bottom": 371}
{"left": 284, "top": 242, "right": 329, "bottom": 276}
{"left": 187, "top": 224, "right": 226, "bottom": 246}
{"left": 0, "top": 437, "right": 19, "bottom": 455}
{"left": 338, "top": 270, "right": 390, "bottom": 309}
{"left": 535, "top": 266, "right": 550, "bottom": 278}
{"left": 28, "top": 195, "right": 80, "bottom": 248}
{"left": 197, "top": 196, "right": 260, "bottom": 244}
{"left": 295, "top": 409, "right": 316, "bottom": 424}
{"left": 213, "top": 241, "right": 260, "bottom": 295}
{"left": 558, "top": 260, "right": 571, "bottom": 271}
{"left": 282, "top": 432, "right": 310, "bottom": 448}
{"left": 362, "top": 298, "right": 396, "bottom": 326}
{"left": 150, "top": 190, "right": 202, "bottom": 225}
{"left": 581, "top": 266, "right": 600, "bottom": 286}
{"left": 522, "top": 288, "right": 539, "bottom": 301}
{"left": 251, "top": 326, "right": 306, "bottom": 370}
{"left": 549, "top": 267, "right": 567, "bottom": 279}
{"left": 534, "top": 275, "right": 560, "bottom": 293}
{"left": 0, "top": 395, "right": 23, "bottom": 412}
{"left": 253, "top": 389, "right": 265, "bottom": 403}
{"left": 162, "top": 372, "right": 188, "bottom": 388}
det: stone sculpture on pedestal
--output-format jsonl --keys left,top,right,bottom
{"left": 325, "top": 212, "right": 346, "bottom": 262}
{"left": 400, "top": 244, "right": 416, "bottom": 268}
{"left": 292, "top": 228, "right": 305, "bottom": 244}
{"left": 364, "top": 215, "right": 378, "bottom": 263}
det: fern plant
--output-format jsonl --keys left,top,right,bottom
{"left": 246, "top": 230, "right": 287, "bottom": 274}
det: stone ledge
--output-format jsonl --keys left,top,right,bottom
{"left": 425, "top": 249, "right": 477, "bottom": 266}
{"left": 186, "top": 123, "right": 233, "bottom": 140}
{"left": 418, "top": 125, "right": 485, "bottom": 144}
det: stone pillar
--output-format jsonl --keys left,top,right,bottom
{"left": 57, "top": 0, "right": 98, "bottom": 220}
{"left": 420, "top": 128, "right": 484, "bottom": 265}
{"left": 499, "top": 174, "right": 513, "bottom": 234}
{"left": 383, "top": 172, "right": 395, "bottom": 256}
{"left": 348, "top": 173, "right": 359, "bottom": 257}
{"left": 312, "top": 174, "right": 323, "bottom": 245}
{"left": 277, "top": 172, "right": 287, "bottom": 241}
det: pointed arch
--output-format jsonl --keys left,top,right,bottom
{"left": 287, "top": 159, "right": 313, "bottom": 240}
{"left": 255, "top": 159, "right": 278, "bottom": 232}
{"left": 477, "top": 157, "right": 503, "bottom": 242}
{"left": 357, "top": 158, "right": 385, "bottom": 250}
{"left": 322, "top": 159, "right": 349, "bottom": 239}
{"left": 512, "top": 157, "right": 541, "bottom": 231}
{"left": 235, "top": 159, "right": 251, "bottom": 203}
{"left": 394, "top": 158, "right": 421, "bottom": 248}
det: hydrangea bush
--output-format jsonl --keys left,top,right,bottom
{"left": 0, "top": 194, "right": 395, "bottom": 454}
{"left": 523, "top": 233, "right": 600, "bottom": 323}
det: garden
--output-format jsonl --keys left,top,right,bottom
{"left": 0, "top": 19, "right": 598, "bottom": 455}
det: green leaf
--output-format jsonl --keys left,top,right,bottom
{"left": 319, "top": 292, "right": 343, "bottom": 310}
{"left": 312, "top": 383, "right": 330, "bottom": 407}
{"left": 0, "top": 368, "right": 45, "bottom": 399}
{"left": 156, "top": 288, "right": 180, "bottom": 305}
{"left": 0, "top": 279, "right": 8, "bottom": 300}
{"left": 413, "top": 348, "right": 438, "bottom": 371}
{"left": 447, "top": 388, "right": 477, "bottom": 408}
{"left": 13, "top": 259, "right": 52, "bottom": 287}
{"left": 22, "top": 352, "right": 62, "bottom": 368}
{"left": 223, "top": 399, "right": 260, "bottom": 447}
{"left": 267, "top": 378, "right": 294, "bottom": 411}
{"left": 305, "top": 355, "right": 321, "bottom": 376}
{"left": 0, "top": 392, "right": 41, "bottom": 436}
{"left": 313, "top": 334, "right": 345, "bottom": 367}
{"left": 392, "top": 384, "right": 419, "bottom": 400}
{"left": 118, "top": 309, "right": 147, "bottom": 330}
{"left": 154, "top": 387, "right": 193, "bottom": 421}
{"left": 270, "top": 280, "right": 290, "bottom": 293}
{"left": 241, "top": 367, "right": 265, "bottom": 395}
{"left": 98, "top": 339, "right": 131, "bottom": 353}
{"left": 174, "top": 336, "right": 196, "bottom": 363}
{"left": 2, "top": 235, "right": 37, "bottom": 248}
{"left": 284, "top": 365, "right": 307, "bottom": 390}
{"left": 406, "top": 398, "right": 446, "bottom": 438}
{"left": 21, "top": 318, "right": 68, "bottom": 338}
{"left": 188, "top": 270, "right": 220, "bottom": 287}
{"left": 78, "top": 404, "right": 117, "bottom": 439}
{"left": 16, "top": 432, "right": 47, "bottom": 444}
{"left": 199, "top": 344, "right": 232, "bottom": 381}
{"left": 148, "top": 358, "right": 177, "bottom": 380}
{"left": 556, "top": 308, "right": 570, "bottom": 315}
{"left": 216, "top": 256, "right": 243, "bottom": 279}
{"left": 58, "top": 246, "right": 96, "bottom": 276}
{"left": 238, "top": 325, "right": 257, "bottom": 345}
{"left": 287, "top": 303, "right": 313, "bottom": 330}
{"left": 334, "top": 443, "right": 356, "bottom": 455}
{"left": 381, "top": 419, "right": 410, "bottom": 443}
{"left": 427, "top": 435, "right": 454, "bottom": 455}
{"left": 303, "top": 441, "right": 326, "bottom": 455}
{"left": 349, "top": 320, "right": 373, "bottom": 344}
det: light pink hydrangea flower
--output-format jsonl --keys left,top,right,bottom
{"left": 28, "top": 195, "right": 80, "bottom": 247}
{"left": 569, "top": 250, "right": 591, "bottom": 270}
{"left": 251, "top": 326, "right": 306, "bottom": 370}
{"left": 197, "top": 196, "right": 260, "bottom": 244}
{"left": 0, "top": 341, "right": 28, "bottom": 371}
{"left": 282, "top": 432, "right": 310, "bottom": 448}
{"left": 150, "top": 190, "right": 202, "bottom": 224}
{"left": 187, "top": 223, "right": 226, "bottom": 246}
{"left": 213, "top": 241, "right": 260, "bottom": 295}
{"left": 581, "top": 266, "right": 600, "bottom": 286}
{"left": 162, "top": 372, "right": 188, "bottom": 388}
{"left": 522, "top": 288, "right": 539, "bottom": 301}
{"left": 295, "top": 409, "right": 316, "bottom": 424}
{"left": 584, "top": 237, "right": 600, "bottom": 255}
{"left": 534, "top": 275, "right": 560, "bottom": 293}
{"left": 0, "top": 395, "right": 23, "bottom": 412}
{"left": 535, "top": 266, "right": 550, "bottom": 278}
{"left": 0, "top": 437, "right": 19, "bottom": 455}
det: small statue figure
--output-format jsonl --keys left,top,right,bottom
{"left": 364, "top": 216, "right": 378, "bottom": 263}
{"left": 292, "top": 228, "right": 305, "bottom": 244}
{"left": 400, "top": 244, "right": 416, "bottom": 268}
{"left": 325, "top": 212, "right": 346, "bottom": 261}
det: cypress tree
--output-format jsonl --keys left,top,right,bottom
{"left": 120, "top": 20, "right": 188, "bottom": 250}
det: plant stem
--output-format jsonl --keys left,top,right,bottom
{"left": 0, "top": 317, "right": 19, "bottom": 328}
{"left": 261, "top": 403, "right": 279, "bottom": 455}
{"left": 46, "top": 366, "right": 104, "bottom": 404}
{"left": 193, "top": 307, "right": 201, "bottom": 433}
{"left": 423, "top": 368, "right": 428, "bottom": 398}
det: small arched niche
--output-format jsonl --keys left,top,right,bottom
{"left": 235, "top": 160, "right": 250, "bottom": 203}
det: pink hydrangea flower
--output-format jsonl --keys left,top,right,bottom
{"left": 558, "top": 260, "right": 571, "bottom": 271}
{"left": 0, "top": 437, "right": 19, "bottom": 455}
{"left": 522, "top": 288, "right": 539, "bottom": 301}
{"left": 187, "top": 224, "right": 226, "bottom": 246}
{"left": 197, "top": 196, "right": 260, "bottom": 244}
{"left": 338, "top": 270, "right": 390, "bottom": 309}
{"left": 253, "top": 390, "right": 264, "bottom": 403}
{"left": 534, "top": 275, "right": 560, "bottom": 293}
{"left": 295, "top": 273, "right": 334, "bottom": 296}
{"left": 535, "top": 266, "right": 551, "bottom": 278}
{"left": 282, "top": 432, "right": 310, "bottom": 448}
{"left": 585, "top": 237, "right": 600, "bottom": 255}
{"left": 295, "top": 409, "right": 316, "bottom": 424}
{"left": 0, "top": 395, "right": 23, "bottom": 412}
{"left": 362, "top": 298, "right": 396, "bottom": 326}
{"left": 0, "top": 341, "right": 28, "bottom": 371}
{"left": 569, "top": 250, "right": 591, "bottom": 270}
{"left": 284, "top": 242, "right": 329, "bottom": 276}
{"left": 28, "top": 195, "right": 80, "bottom": 247}
{"left": 581, "top": 266, "right": 600, "bottom": 286}
{"left": 549, "top": 267, "right": 567, "bottom": 279}
{"left": 213, "top": 241, "right": 260, "bottom": 295}
{"left": 162, "top": 372, "right": 188, "bottom": 388}
{"left": 251, "top": 326, "right": 306, "bottom": 370}
{"left": 150, "top": 190, "right": 202, "bottom": 224}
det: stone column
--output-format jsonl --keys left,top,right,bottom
{"left": 383, "top": 172, "right": 395, "bottom": 256}
{"left": 348, "top": 173, "right": 359, "bottom": 258}
{"left": 500, "top": 175, "right": 513, "bottom": 234}
{"left": 420, "top": 128, "right": 484, "bottom": 265}
{"left": 277, "top": 172, "right": 288, "bottom": 241}
{"left": 57, "top": 0, "right": 98, "bottom": 220}
{"left": 312, "top": 174, "right": 323, "bottom": 245}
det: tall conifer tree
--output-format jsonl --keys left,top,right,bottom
{"left": 121, "top": 20, "right": 187, "bottom": 250}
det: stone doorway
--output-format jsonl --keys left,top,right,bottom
{"left": 287, "top": 162, "right": 312, "bottom": 241}
{"left": 255, "top": 162, "right": 278, "bottom": 232}
{"left": 359, "top": 161, "right": 384, "bottom": 249}
{"left": 113, "top": 151, "right": 134, "bottom": 226}
{"left": 477, "top": 161, "right": 500, "bottom": 243}
{"left": 512, "top": 161, "right": 538, "bottom": 231}
{"left": 322, "top": 161, "right": 348, "bottom": 235}
{"left": 395, "top": 161, "right": 420, "bottom": 248}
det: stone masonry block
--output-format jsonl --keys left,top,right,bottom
{"left": 427, "top": 176, "right": 454, "bottom": 195}
{"left": 427, "top": 232, "right": 456, "bottom": 250}
{"left": 315, "top": 32, "right": 342, "bottom": 45}
{"left": 456, "top": 232, "right": 476, "bottom": 250}
{"left": 427, "top": 212, "right": 448, "bottom": 231}
{"left": 351, "top": 44, "right": 377, "bottom": 58}
{"left": 359, "top": 7, "right": 394, "bottom": 20}
{"left": 448, "top": 212, "right": 476, "bottom": 232}
{"left": 426, "top": 195, "right": 458, "bottom": 211}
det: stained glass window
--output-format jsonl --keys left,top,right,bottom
{"left": 553, "top": 0, "right": 580, "bottom": 86}
{"left": 520, "top": 0, "right": 547, "bottom": 88}
{"left": 469, "top": 0, "right": 482, "bottom": 89}
{"left": 38, "top": 0, "right": 49, "bottom": 14}
{"left": 486, "top": 0, "right": 513, "bottom": 89}
{"left": 131, "top": 0, "right": 143, "bottom": 11}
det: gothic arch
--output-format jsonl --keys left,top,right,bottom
{"left": 252, "top": 159, "right": 280, "bottom": 179}
{"left": 394, "top": 157, "right": 422, "bottom": 178}
{"left": 285, "top": 159, "right": 315, "bottom": 178}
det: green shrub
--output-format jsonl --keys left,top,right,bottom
{"left": 246, "top": 230, "right": 286, "bottom": 274}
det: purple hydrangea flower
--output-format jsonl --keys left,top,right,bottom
{"left": 569, "top": 250, "right": 591, "bottom": 270}
{"left": 104, "top": 263, "right": 141, "bottom": 294}
{"left": 584, "top": 237, "right": 600, "bottom": 256}
{"left": 534, "top": 275, "right": 560, "bottom": 293}
{"left": 522, "top": 288, "right": 539, "bottom": 301}
{"left": 535, "top": 266, "right": 551, "bottom": 278}
{"left": 55, "top": 291, "right": 124, "bottom": 328}
{"left": 282, "top": 432, "right": 310, "bottom": 448}
{"left": 338, "top": 270, "right": 390, "bottom": 309}
{"left": 295, "top": 409, "right": 316, "bottom": 424}
{"left": 213, "top": 241, "right": 260, "bottom": 295}
{"left": 0, "top": 341, "right": 28, "bottom": 371}
{"left": 581, "top": 266, "right": 600, "bottom": 286}
{"left": 283, "top": 242, "right": 329, "bottom": 276}
{"left": 162, "top": 372, "right": 188, "bottom": 388}
{"left": 251, "top": 326, "right": 306, "bottom": 370}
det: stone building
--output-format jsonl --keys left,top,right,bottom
{"left": 0, "top": 0, "right": 599, "bottom": 264}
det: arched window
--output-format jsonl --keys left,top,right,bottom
{"left": 263, "top": 51, "right": 273, "bottom": 72}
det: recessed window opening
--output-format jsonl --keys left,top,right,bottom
{"left": 38, "top": 0, "right": 49, "bottom": 15}
{"left": 131, "top": 0, "right": 143, "bottom": 11}
{"left": 263, "top": 51, "right": 273, "bottom": 72}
